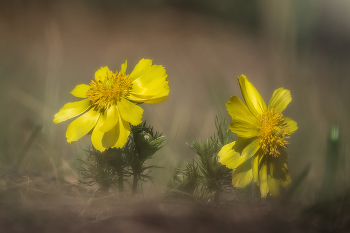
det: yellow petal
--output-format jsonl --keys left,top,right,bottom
{"left": 117, "top": 98, "right": 143, "bottom": 126}
{"left": 218, "top": 142, "right": 235, "bottom": 166}
{"left": 131, "top": 79, "right": 168, "bottom": 97}
{"left": 128, "top": 85, "right": 169, "bottom": 104}
{"left": 127, "top": 60, "right": 168, "bottom": 104}
{"left": 101, "top": 125, "right": 118, "bottom": 148}
{"left": 120, "top": 60, "right": 127, "bottom": 74}
{"left": 143, "top": 91, "right": 169, "bottom": 104}
{"left": 127, "top": 94, "right": 146, "bottom": 103}
{"left": 237, "top": 75, "right": 266, "bottom": 116}
{"left": 279, "top": 165, "right": 291, "bottom": 188}
{"left": 232, "top": 158, "right": 253, "bottom": 188}
{"left": 268, "top": 88, "right": 291, "bottom": 113}
{"left": 252, "top": 153, "right": 260, "bottom": 184}
{"left": 66, "top": 108, "right": 100, "bottom": 143}
{"left": 129, "top": 59, "right": 152, "bottom": 81}
{"left": 95, "top": 66, "right": 111, "bottom": 82}
{"left": 259, "top": 162, "right": 269, "bottom": 198}
{"left": 226, "top": 96, "right": 260, "bottom": 138}
{"left": 284, "top": 117, "right": 298, "bottom": 134}
{"left": 70, "top": 84, "right": 90, "bottom": 98}
{"left": 91, "top": 115, "right": 107, "bottom": 152}
{"left": 270, "top": 150, "right": 291, "bottom": 187}
{"left": 267, "top": 175, "right": 280, "bottom": 197}
{"left": 113, "top": 110, "right": 131, "bottom": 148}
{"left": 102, "top": 109, "right": 131, "bottom": 149}
{"left": 131, "top": 65, "right": 167, "bottom": 91}
{"left": 53, "top": 99, "right": 91, "bottom": 123}
{"left": 100, "top": 105, "right": 118, "bottom": 132}
{"left": 218, "top": 138, "right": 259, "bottom": 170}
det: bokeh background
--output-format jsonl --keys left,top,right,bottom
{"left": 1, "top": 0, "right": 350, "bottom": 202}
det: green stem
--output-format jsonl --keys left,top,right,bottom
{"left": 99, "top": 181, "right": 109, "bottom": 195}
{"left": 214, "top": 190, "right": 220, "bottom": 206}
{"left": 116, "top": 169, "right": 124, "bottom": 197}
{"left": 132, "top": 174, "right": 139, "bottom": 196}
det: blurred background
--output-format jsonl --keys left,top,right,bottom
{"left": 0, "top": 0, "right": 349, "bottom": 202}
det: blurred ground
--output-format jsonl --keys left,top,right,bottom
{"left": 0, "top": 191, "right": 318, "bottom": 233}
{"left": 0, "top": 0, "right": 350, "bottom": 231}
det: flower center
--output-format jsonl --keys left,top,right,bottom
{"left": 259, "top": 109, "right": 290, "bottom": 157}
{"left": 87, "top": 70, "right": 132, "bottom": 111}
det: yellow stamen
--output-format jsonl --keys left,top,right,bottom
{"left": 259, "top": 108, "right": 290, "bottom": 157}
{"left": 86, "top": 70, "right": 132, "bottom": 110}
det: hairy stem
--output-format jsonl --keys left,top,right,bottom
{"left": 116, "top": 168, "right": 124, "bottom": 197}
{"left": 132, "top": 174, "right": 139, "bottom": 196}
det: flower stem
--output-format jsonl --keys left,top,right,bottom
{"left": 132, "top": 174, "right": 138, "bottom": 196}
{"left": 116, "top": 168, "right": 124, "bottom": 198}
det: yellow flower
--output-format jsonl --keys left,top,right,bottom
{"left": 218, "top": 75, "right": 297, "bottom": 198}
{"left": 53, "top": 59, "right": 169, "bottom": 152}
